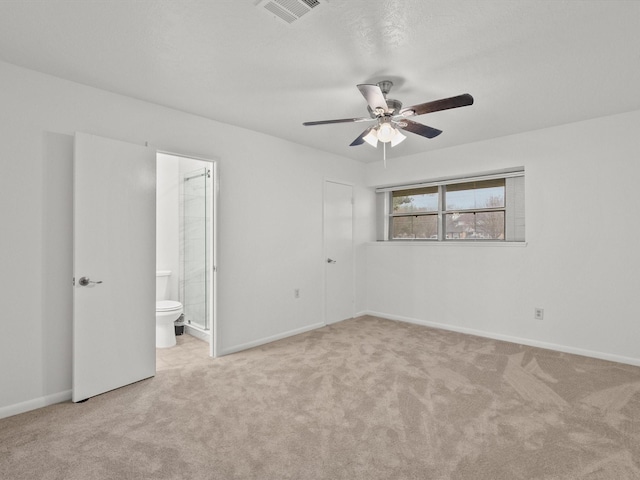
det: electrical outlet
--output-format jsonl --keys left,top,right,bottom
{"left": 534, "top": 308, "right": 544, "bottom": 320}
{"left": 294, "top": 288, "right": 300, "bottom": 299}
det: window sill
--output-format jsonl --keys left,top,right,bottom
{"left": 367, "top": 241, "right": 527, "bottom": 247}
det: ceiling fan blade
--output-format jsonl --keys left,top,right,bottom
{"left": 349, "top": 126, "right": 375, "bottom": 146}
{"left": 303, "top": 117, "right": 372, "bottom": 126}
{"left": 400, "top": 93, "right": 474, "bottom": 117}
{"left": 398, "top": 119, "right": 443, "bottom": 139}
{"left": 357, "top": 84, "right": 389, "bottom": 114}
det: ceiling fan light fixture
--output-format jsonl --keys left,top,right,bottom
{"left": 377, "top": 122, "right": 396, "bottom": 143}
{"left": 363, "top": 129, "right": 379, "bottom": 147}
{"left": 390, "top": 129, "right": 407, "bottom": 147}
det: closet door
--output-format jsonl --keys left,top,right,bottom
{"left": 324, "top": 180, "right": 354, "bottom": 324}
{"left": 72, "top": 132, "right": 156, "bottom": 402}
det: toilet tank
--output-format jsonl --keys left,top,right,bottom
{"left": 156, "top": 270, "right": 172, "bottom": 301}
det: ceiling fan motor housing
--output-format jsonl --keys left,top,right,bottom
{"left": 377, "top": 80, "right": 393, "bottom": 96}
{"left": 367, "top": 98, "right": 403, "bottom": 118}
{"left": 385, "top": 98, "right": 402, "bottom": 115}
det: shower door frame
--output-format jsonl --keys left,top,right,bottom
{"left": 158, "top": 150, "right": 219, "bottom": 358}
{"left": 182, "top": 166, "right": 211, "bottom": 333}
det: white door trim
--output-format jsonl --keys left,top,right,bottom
{"left": 156, "top": 150, "right": 219, "bottom": 358}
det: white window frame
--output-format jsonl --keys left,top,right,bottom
{"left": 376, "top": 168, "right": 525, "bottom": 243}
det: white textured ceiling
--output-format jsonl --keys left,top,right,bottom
{"left": 0, "top": 0, "right": 638, "bottom": 162}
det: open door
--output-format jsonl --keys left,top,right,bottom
{"left": 73, "top": 132, "right": 156, "bottom": 402}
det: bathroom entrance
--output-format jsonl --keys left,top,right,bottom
{"left": 156, "top": 152, "right": 217, "bottom": 357}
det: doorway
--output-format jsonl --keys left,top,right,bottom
{"left": 156, "top": 152, "right": 218, "bottom": 358}
{"left": 323, "top": 180, "right": 354, "bottom": 325}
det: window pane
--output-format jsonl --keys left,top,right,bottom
{"left": 393, "top": 186, "right": 438, "bottom": 213}
{"left": 445, "top": 211, "right": 504, "bottom": 240}
{"left": 392, "top": 215, "right": 438, "bottom": 239}
{"left": 445, "top": 179, "right": 505, "bottom": 210}
{"left": 445, "top": 212, "right": 471, "bottom": 239}
{"left": 476, "top": 211, "right": 505, "bottom": 239}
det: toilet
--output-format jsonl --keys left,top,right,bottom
{"left": 156, "top": 270, "right": 183, "bottom": 348}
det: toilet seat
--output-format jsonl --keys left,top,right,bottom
{"left": 156, "top": 300, "right": 182, "bottom": 312}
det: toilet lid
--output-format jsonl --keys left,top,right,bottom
{"left": 156, "top": 300, "right": 182, "bottom": 312}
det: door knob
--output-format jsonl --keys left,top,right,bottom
{"left": 78, "top": 276, "right": 103, "bottom": 286}
{"left": 327, "top": 258, "right": 337, "bottom": 264}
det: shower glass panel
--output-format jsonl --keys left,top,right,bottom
{"left": 182, "top": 167, "right": 209, "bottom": 331}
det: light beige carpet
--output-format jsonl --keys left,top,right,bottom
{"left": 1, "top": 316, "right": 640, "bottom": 479}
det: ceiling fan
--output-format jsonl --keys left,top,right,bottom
{"left": 303, "top": 80, "right": 473, "bottom": 161}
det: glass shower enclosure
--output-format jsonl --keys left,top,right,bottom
{"left": 181, "top": 167, "right": 210, "bottom": 332}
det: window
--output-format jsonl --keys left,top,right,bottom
{"left": 391, "top": 186, "right": 438, "bottom": 239}
{"left": 444, "top": 179, "right": 505, "bottom": 240}
{"left": 376, "top": 169, "right": 525, "bottom": 242}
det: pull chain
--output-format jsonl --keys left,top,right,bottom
{"left": 383, "top": 142, "right": 387, "bottom": 169}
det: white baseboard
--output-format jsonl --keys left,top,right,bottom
{"left": 0, "top": 390, "right": 72, "bottom": 420}
{"left": 365, "top": 311, "right": 640, "bottom": 368}
{"left": 184, "top": 325, "right": 211, "bottom": 343}
{"left": 220, "top": 322, "right": 325, "bottom": 356}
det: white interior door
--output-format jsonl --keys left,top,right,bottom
{"left": 324, "top": 180, "right": 354, "bottom": 324}
{"left": 73, "top": 132, "right": 156, "bottom": 402}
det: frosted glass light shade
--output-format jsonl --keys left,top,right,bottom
{"left": 363, "top": 129, "right": 378, "bottom": 147}
{"left": 390, "top": 130, "right": 407, "bottom": 147}
{"left": 377, "top": 123, "right": 395, "bottom": 143}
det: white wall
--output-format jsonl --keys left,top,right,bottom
{"left": 9, "top": 50, "right": 636, "bottom": 420}
{"left": 365, "top": 109, "right": 640, "bottom": 365}
{"left": 0, "top": 60, "right": 373, "bottom": 417}
{"left": 156, "top": 153, "right": 180, "bottom": 299}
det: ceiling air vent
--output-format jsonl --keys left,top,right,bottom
{"left": 257, "top": 0, "right": 323, "bottom": 25}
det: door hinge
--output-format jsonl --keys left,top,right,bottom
{"left": 72, "top": 277, "right": 75, "bottom": 286}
